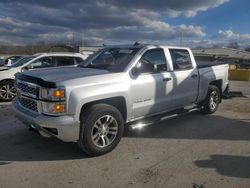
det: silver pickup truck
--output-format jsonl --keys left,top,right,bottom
{"left": 13, "top": 44, "right": 229, "bottom": 156}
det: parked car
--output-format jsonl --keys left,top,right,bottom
{"left": 0, "top": 56, "right": 21, "bottom": 66}
{"left": 4, "top": 56, "right": 30, "bottom": 67}
{"left": 13, "top": 44, "right": 229, "bottom": 156}
{"left": 0, "top": 52, "right": 86, "bottom": 102}
{"left": 0, "top": 58, "right": 4, "bottom": 66}
{"left": 3, "top": 55, "right": 22, "bottom": 66}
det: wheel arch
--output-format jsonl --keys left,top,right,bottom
{"left": 209, "top": 79, "right": 222, "bottom": 102}
{"left": 0, "top": 78, "right": 15, "bottom": 84}
{"left": 79, "top": 96, "right": 127, "bottom": 122}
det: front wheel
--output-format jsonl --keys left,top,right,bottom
{"left": 78, "top": 104, "right": 124, "bottom": 156}
{"left": 200, "top": 85, "right": 221, "bottom": 114}
{"left": 0, "top": 80, "right": 16, "bottom": 102}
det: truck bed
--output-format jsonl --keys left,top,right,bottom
{"left": 197, "top": 63, "right": 229, "bottom": 102}
{"left": 196, "top": 60, "right": 227, "bottom": 69}
{"left": 194, "top": 55, "right": 228, "bottom": 69}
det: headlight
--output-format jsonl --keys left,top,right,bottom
{"left": 39, "top": 86, "right": 66, "bottom": 116}
{"left": 40, "top": 87, "right": 66, "bottom": 101}
{"left": 41, "top": 101, "right": 66, "bottom": 116}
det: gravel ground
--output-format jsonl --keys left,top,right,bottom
{"left": 0, "top": 81, "right": 249, "bottom": 188}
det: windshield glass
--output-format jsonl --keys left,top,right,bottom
{"left": 10, "top": 56, "right": 36, "bottom": 67}
{"left": 79, "top": 47, "right": 140, "bottom": 72}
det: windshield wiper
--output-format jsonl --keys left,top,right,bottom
{"left": 79, "top": 64, "right": 111, "bottom": 70}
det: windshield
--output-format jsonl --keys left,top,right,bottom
{"left": 79, "top": 47, "right": 140, "bottom": 72}
{"left": 10, "top": 56, "right": 36, "bottom": 67}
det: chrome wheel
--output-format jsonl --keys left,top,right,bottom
{"left": 0, "top": 84, "right": 16, "bottom": 100}
{"left": 209, "top": 91, "right": 219, "bottom": 110}
{"left": 91, "top": 115, "right": 118, "bottom": 148}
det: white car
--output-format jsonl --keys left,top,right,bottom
{"left": 0, "top": 52, "right": 87, "bottom": 102}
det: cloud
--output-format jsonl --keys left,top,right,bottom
{"left": 187, "top": 30, "right": 250, "bottom": 48}
{"left": 218, "top": 30, "right": 239, "bottom": 38}
{"left": 218, "top": 30, "right": 250, "bottom": 40}
{"left": 217, "top": 30, "right": 250, "bottom": 46}
{"left": 0, "top": 0, "right": 228, "bottom": 45}
{"left": 110, "top": 0, "right": 229, "bottom": 17}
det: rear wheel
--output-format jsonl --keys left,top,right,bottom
{"left": 78, "top": 104, "right": 124, "bottom": 156}
{"left": 0, "top": 80, "right": 16, "bottom": 102}
{"left": 201, "top": 85, "right": 220, "bottom": 114}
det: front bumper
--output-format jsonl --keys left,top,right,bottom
{"left": 12, "top": 98, "right": 80, "bottom": 142}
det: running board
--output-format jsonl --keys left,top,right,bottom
{"left": 128, "top": 106, "right": 201, "bottom": 130}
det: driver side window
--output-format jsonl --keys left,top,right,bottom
{"left": 137, "top": 49, "right": 167, "bottom": 74}
{"left": 29, "top": 57, "right": 54, "bottom": 69}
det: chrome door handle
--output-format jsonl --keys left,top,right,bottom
{"left": 163, "top": 77, "right": 172, "bottom": 82}
{"left": 191, "top": 74, "right": 198, "bottom": 78}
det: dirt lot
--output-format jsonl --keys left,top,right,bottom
{"left": 0, "top": 81, "right": 249, "bottom": 188}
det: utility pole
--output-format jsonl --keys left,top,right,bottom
{"left": 180, "top": 31, "right": 183, "bottom": 46}
{"left": 72, "top": 32, "right": 75, "bottom": 47}
{"left": 81, "top": 32, "right": 84, "bottom": 47}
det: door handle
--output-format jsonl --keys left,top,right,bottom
{"left": 163, "top": 77, "right": 172, "bottom": 82}
{"left": 191, "top": 74, "right": 198, "bottom": 78}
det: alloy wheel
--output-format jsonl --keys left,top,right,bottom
{"left": 209, "top": 91, "right": 219, "bottom": 110}
{"left": 91, "top": 115, "right": 118, "bottom": 148}
{"left": 0, "top": 84, "right": 16, "bottom": 100}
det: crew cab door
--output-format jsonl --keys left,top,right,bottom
{"left": 130, "top": 48, "right": 173, "bottom": 119}
{"left": 167, "top": 48, "right": 199, "bottom": 107}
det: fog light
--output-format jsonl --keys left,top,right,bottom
{"left": 42, "top": 102, "right": 66, "bottom": 116}
{"left": 54, "top": 104, "right": 65, "bottom": 113}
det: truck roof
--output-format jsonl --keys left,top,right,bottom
{"left": 105, "top": 44, "right": 190, "bottom": 50}
{"left": 33, "top": 52, "right": 84, "bottom": 56}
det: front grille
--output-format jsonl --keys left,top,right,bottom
{"left": 16, "top": 80, "right": 38, "bottom": 97}
{"left": 18, "top": 97, "right": 38, "bottom": 112}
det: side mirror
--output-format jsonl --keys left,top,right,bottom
{"left": 21, "top": 65, "right": 32, "bottom": 72}
{"left": 131, "top": 67, "right": 140, "bottom": 76}
{"left": 131, "top": 61, "right": 144, "bottom": 76}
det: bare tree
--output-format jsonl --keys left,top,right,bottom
{"left": 245, "top": 45, "right": 250, "bottom": 52}
{"left": 227, "top": 42, "right": 239, "bottom": 49}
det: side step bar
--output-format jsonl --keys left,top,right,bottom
{"left": 128, "top": 106, "right": 201, "bottom": 130}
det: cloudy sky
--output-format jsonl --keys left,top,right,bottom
{"left": 0, "top": 0, "right": 249, "bottom": 47}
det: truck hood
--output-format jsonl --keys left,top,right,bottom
{"left": 22, "top": 67, "right": 110, "bottom": 83}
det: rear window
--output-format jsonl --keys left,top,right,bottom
{"left": 56, "top": 56, "right": 75, "bottom": 66}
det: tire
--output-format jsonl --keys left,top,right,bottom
{"left": 201, "top": 85, "right": 221, "bottom": 114}
{"left": 78, "top": 104, "right": 124, "bottom": 156}
{"left": 0, "top": 80, "right": 16, "bottom": 102}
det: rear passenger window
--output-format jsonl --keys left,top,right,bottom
{"left": 56, "top": 57, "right": 75, "bottom": 66}
{"left": 138, "top": 49, "right": 167, "bottom": 73}
{"left": 169, "top": 49, "right": 193, "bottom": 70}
